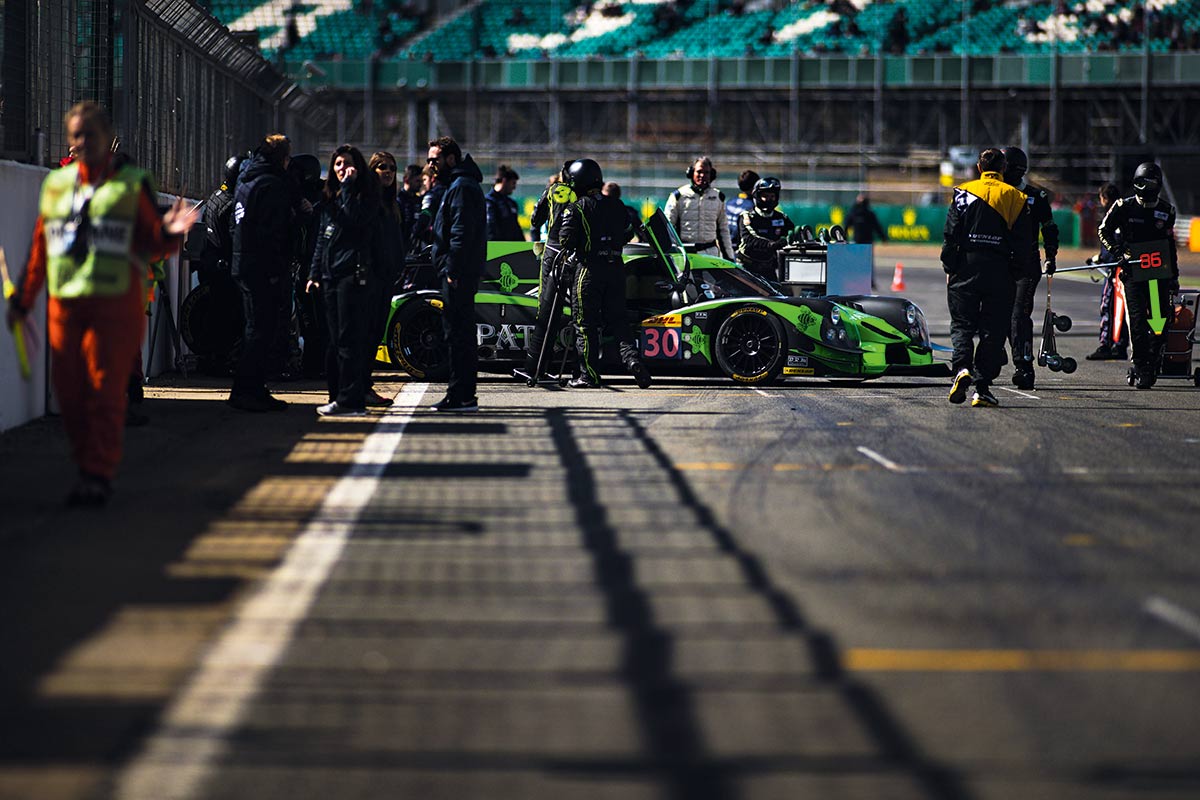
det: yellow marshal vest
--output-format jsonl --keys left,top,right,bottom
{"left": 40, "top": 162, "right": 153, "bottom": 298}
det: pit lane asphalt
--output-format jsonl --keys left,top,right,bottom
{"left": 1, "top": 247, "right": 1199, "bottom": 800}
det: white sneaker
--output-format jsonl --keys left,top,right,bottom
{"left": 317, "top": 401, "right": 367, "bottom": 417}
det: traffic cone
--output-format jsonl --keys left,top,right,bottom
{"left": 890, "top": 262, "right": 906, "bottom": 292}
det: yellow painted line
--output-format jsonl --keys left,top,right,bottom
{"left": 1062, "top": 534, "right": 1095, "bottom": 547}
{"left": 1116, "top": 423, "right": 1142, "bottom": 428}
{"left": 845, "top": 649, "right": 1200, "bottom": 672}
{"left": 836, "top": 421, "right": 854, "bottom": 426}
{"left": 676, "top": 462, "right": 740, "bottom": 471}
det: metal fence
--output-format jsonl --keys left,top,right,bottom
{"left": 1, "top": 0, "right": 328, "bottom": 197}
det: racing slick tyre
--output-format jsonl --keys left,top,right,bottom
{"left": 1061, "top": 357, "right": 1078, "bottom": 374}
{"left": 715, "top": 306, "right": 787, "bottom": 385}
{"left": 1054, "top": 314, "right": 1073, "bottom": 333}
{"left": 386, "top": 299, "right": 449, "bottom": 380}
{"left": 179, "top": 281, "right": 243, "bottom": 360}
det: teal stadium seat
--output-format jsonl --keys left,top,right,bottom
{"left": 202, "top": 0, "right": 1200, "bottom": 64}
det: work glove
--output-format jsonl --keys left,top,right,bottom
{"left": 1044, "top": 258, "right": 1056, "bottom": 275}
{"left": 769, "top": 238, "right": 786, "bottom": 251}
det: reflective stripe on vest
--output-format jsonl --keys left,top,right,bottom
{"left": 40, "top": 162, "right": 150, "bottom": 298}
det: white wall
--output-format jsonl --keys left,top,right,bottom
{"left": 0, "top": 159, "right": 192, "bottom": 433}
{"left": 0, "top": 161, "right": 50, "bottom": 433}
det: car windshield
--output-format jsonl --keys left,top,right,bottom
{"left": 693, "top": 268, "right": 778, "bottom": 300}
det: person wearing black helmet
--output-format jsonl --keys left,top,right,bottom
{"left": 1001, "top": 146, "right": 1059, "bottom": 390}
{"left": 1098, "top": 161, "right": 1179, "bottom": 389}
{"left": 199, "top": 153, "right": 247, "bottom": 282}
{"left": 736, "top": 176, "right": 795, "bottom": 282}
{"left": 559, "top": 158, "right": 651, "bottom": 389}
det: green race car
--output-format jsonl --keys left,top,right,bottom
{"left": 382, "top": 209, "right": 948, "bottom": 385}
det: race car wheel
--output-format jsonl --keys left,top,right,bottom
{"left": 715, "top": 306, "right": 786, "bottom": 384}
{"left": 386, "top": 300, "right": 448, "bottom": 380}
{"left": 179, "top": 281, "right": 243, "bottom": 358}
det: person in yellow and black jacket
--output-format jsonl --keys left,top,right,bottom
{"left": 941, "top": 147, "right": 1033, "bottom": 408}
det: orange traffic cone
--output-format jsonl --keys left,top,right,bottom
{"left": 890, "top": 262, "right": 906, "bottom": 292}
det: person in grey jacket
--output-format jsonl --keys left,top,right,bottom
{"left": 428, "top": 136, "right": 486, "bottom": 412}
{"left": 665, "top": 156, "right": 735, "bottom": 261}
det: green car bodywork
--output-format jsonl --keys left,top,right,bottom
{"left": 383, "top": 209, "right": 947, "bottom": 385}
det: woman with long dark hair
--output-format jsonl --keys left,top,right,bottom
{"left": 305, "top": 144, "right": 380, "bottom": 416}
{"left": 364, "top": 150, "right": 408, "bottom": 406}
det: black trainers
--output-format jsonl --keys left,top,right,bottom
{"left": 1085, "top": 345, "right": 1114, "bottom": 361}
{"left": 261, "top": 394, "right": 288, "bottom": 411}
{"left": 228, "top": 393, "right": 274, "bottom": 413}
{"left": 1012, "top": 369, "right": 1035, "bottom": 390}
{"left": 364, "top": 389, "right": 392, "bottom": 407}
{"left": 431, "top": 395, "right": 478, "bottom": 412}
{"left": 316, "top": 401, "right": 367, "bottom": 417}
{"left": 1135, "top": 372, "right": 1155, "bottom": 390}
{"left": 629, "top": 360, "right": 652, "bottom": 389}
{"left": 971, "top": 383, "right": 999, "bottom": 407}
{"left": 948, "top": 368, "right": 972, "bottom": 404}
{"left": 65, "top": 473, "right": 112, "bottom": 507}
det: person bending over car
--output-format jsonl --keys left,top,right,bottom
{"left": 736, "top": 176, "right": 795, "bottom": 283}
{"left": 942, "top": 147, "right": 1033, "bottom": 408}
{"left": 559, "top": 158, "right": 652, "bottom": 390}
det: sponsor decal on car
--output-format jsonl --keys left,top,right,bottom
{"left": 642, "top": 313, "right": 683, "bottom": 327}
{"left": 787, "top": 355, "right": 809, "bottom": 367}
{"left": 783, "top": 367, "right": 815, "bottom": 376}
{"left": 477, "top": 323, "right": 534, "bottom": 350}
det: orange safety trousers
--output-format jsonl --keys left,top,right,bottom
{"left": 48, "top": 275, "right": 145, "bottom": 481}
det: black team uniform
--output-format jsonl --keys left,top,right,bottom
{"left": 558, "top": 160, "right": 650, "bottom": 389}
{"left": 942, "top": 161, "right": 1033, "bottom": 407}
{"left": 1002, "top": 148, "right": 1059, "bottom": 390}
{"left": 1098, "top": 163, "right": 1178, "bottom": 389}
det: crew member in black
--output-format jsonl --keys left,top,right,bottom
{"left": 560, "top": 159, "right": 651, "bottom": 389}
{"left": 1001, "top": 146, "right": 1059, "bottom": 390}
{"left": 485, "top": 164, "right": 524, "bottom": 241}
{"left": 942, "top": 148, "right": 1033, "bottom": 408}
{"left": 200, "top": 154, "right": 245, "bottom": 282}
{"left": 1098, "top": 162, "right": 1179, "bottom": 389}
{"left": 228, "top": 134, "right": 296, "bottom": 412}
{"left": 736, "top": 177, "right": 795, "bottom": 283}
{"left": 522, "top": 164, "right": 577, "bottom": 380}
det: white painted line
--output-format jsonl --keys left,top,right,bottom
{"left": 856, "top": 446, "right": 910, "bottom": 473}
{"left": 114, "top": 382, "right": 429, "bottom": 800}
{"left": 1144, "top": 596, "right": 1200, "bottom": 646}
{"left": 997, "top": 386, "right": 1040, "bottom": 400}
{"left": 753, "top": 388, "right": 778, "bottom": 397}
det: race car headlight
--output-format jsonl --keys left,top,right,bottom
{"left": 820, "top": 308, "right": 859, "bottom": 347}
{"left": 904, "top": 302, "right": 929, "bottom": 344}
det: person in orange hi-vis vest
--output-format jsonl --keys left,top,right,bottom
{"left": 4, "top": 101, "right": 199, "bottom": 506}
